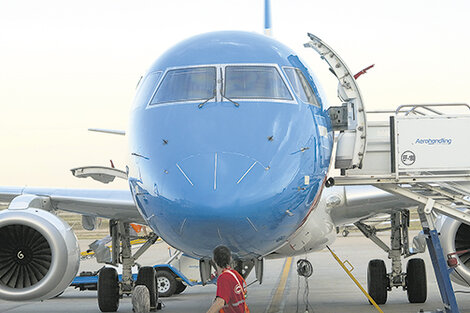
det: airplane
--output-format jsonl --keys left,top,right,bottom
{"left": 1, "top": 1, "right": 470, "bottom": 312}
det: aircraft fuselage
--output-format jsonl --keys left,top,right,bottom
{"left": 128, "top": 31, "right": 333, "bottom": 259}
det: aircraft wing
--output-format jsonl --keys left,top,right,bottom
{"left": 0, "top": 186, "right": 144, "bottom": 224}
{"left": 326, "top": 185, "right": 419, "bottom": 227}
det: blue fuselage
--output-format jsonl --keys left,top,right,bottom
{"left": 128, "top": 31, "right": 333, "bottom": 259}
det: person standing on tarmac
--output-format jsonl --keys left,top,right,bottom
{"left": 206, "top": 245, "right": 250, "bottom": 313}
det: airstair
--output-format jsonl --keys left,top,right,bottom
{"left": 305, "top": 33, "right": 470, "bottom": 313}
{"left": 330, "top": 104, "right": 470, "bottom": 313}
{"left": 331, "top": 103, "right": 470, "bottom": 227}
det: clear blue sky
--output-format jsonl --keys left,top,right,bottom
{"left": 0, "top": 0, "right": 468, "bottom": 188}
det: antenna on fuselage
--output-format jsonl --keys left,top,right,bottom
{"left": 264, "top": 0, "right": 272, "bottom": 36}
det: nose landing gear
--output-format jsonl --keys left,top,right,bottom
{"left": 96, "top": 220, "right": 161, "bottom": 312}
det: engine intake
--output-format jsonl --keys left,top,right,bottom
{"left": 0, "top": 225, "right": 52, "bottom": 288}
{"left": 438, "top": 213, "right": 470, "bottom": 286}
{"left": 0, "top": 208, "right": 80, "bottom": 301}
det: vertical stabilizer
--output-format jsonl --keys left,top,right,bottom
{"left": 264, "top": 0, "right": 272, "bottom": 36}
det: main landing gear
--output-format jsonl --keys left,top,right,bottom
{"left": 96, "top": 220, "right": 160, "bottom": 312}
{"left": 356, "top": 210, "right": 427, "bottom": 304}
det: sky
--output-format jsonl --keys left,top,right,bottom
{"left": 0, "top": 0, "right": 469, "bottom": 189}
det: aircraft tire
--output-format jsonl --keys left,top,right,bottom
{"left": 174, "top": 280, "right": 187, "bottom": 294}
{"left": 406, "top": 258, "right": 427, "bottom": 303}
{"left": 367, "top": 259, "right": 388, "bottom": 305}
{"left": 156, "top": 270, "right": 177, "bottom": 297}
{"left": 98, "top": 267, "right": 120, "bottom": 312}
{"left": 136, "top": 266, "right": 157, "bottom": 310}
{"left": 132, "top": 285, "right": 150, "bottom": 313}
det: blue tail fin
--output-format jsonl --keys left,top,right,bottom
{"left": 264, "top": 0, "right": 272, "bottom": 36}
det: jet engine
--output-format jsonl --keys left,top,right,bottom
{"left": 0, "top": 208, "right": 80, "bottom": 301}
{"left": 438, "top": 213, "right": 470, "bottom": 287}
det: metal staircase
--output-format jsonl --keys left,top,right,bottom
{"left": 305, "top": 32, "right": 470, "bottom": 312}
{"left": 329, "top": 104, "right": 470, "bottom": 313}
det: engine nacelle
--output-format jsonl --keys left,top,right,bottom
{"left": 438, "top": 213, "right": 470, "bottom": 286}
{"left": 0, "top": 208, "right": 80, "bottom": 301}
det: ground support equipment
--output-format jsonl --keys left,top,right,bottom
{"left": 330, "top": 104, "right": 470, "bottom": 312}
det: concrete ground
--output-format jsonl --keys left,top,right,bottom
{"left": 1, "top": 232, "right": 470, "bottom": 313}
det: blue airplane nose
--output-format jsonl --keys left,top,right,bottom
{"left": 130, "top": 100, "right": 329, "bottom": 257}
{"left": 175, "top": 152, "right": 269, "bottom": 207}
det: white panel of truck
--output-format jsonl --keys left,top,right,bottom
{"left": 396, "top": 115, "right": 470, "bottom": 172}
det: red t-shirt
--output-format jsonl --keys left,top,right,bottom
{"left": 216, "top": 269, "right": 248, "bottom": 313}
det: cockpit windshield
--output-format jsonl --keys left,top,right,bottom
{"left": 284, "top": 68, "right": 319, "bottom": 106}
{"left": 151, "top": 67, "right": 216, "bottom": 105}
{"left": 224, "top": 66, "right": 292, "bottom": 100}
{"left": 149, "top": 65, "right": 295, "bottom": 106}
{"left": 134, "top": 72, "right": 162, "bottom": 107}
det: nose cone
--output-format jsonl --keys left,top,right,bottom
{"left": 147, "top": 151, "right": 290, "bottom": 258}
{"left": 176, "top": 152, "right": 269, "bottom": 208}
{"left": 130, "top": 101, "right": 328, "bottom": 257}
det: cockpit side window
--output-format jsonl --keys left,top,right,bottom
{"left": 133, "top": 72, "right": 162, "bottom": 107}
{"left": 284, "top": 68, "right": 319, "bottom": 107}
{"left": 225, "top": 66, "right": 292, "bottom": 100}
{"left": 151, "top": 67, "right": 216, "bottom": 105}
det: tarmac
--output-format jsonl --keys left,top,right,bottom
{"left": 1, "top": 231, "right": 470, "bottom": 313}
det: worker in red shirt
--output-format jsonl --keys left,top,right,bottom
{"left": 206, "top": 246, "right": 250, "bottom": 313}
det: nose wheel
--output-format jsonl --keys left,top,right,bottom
{"left": 97, "top": 267, "right": 120, "bottom": 312}
{"left": 135, "top": 266, "right": 158, "bottom": 312}
{"left": 95, "top": 220, "right": 161, "bottom": 312}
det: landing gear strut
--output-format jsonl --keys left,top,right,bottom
{"left": 355, "top": 210, "right": 427, "bottom": 304}
{"left": 96, "top": 220, "right": 160, "bottom": 312}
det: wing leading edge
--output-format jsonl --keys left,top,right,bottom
{"left": 0, "top": 186, "right": 144, "bottom": 224}
{"left": 326, "top": 185, "right": 419, "bottom": 227}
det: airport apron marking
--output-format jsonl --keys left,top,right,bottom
{"left": 266, "top": 257, "right": 293, "bottom": 313}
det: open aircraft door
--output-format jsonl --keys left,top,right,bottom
{"left": 305, "top": 33, "right": 367, "bottom": 170}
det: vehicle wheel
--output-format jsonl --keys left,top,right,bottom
{"left": 406, "top": 258, "right": 427, "bottom": 303}
{"left": 367, "top": 259, "right": 388, "bottom": 305}
{"left": 156, "top": 270, "right": 177, "bottom": 297}
{"left": 98, "top": 267, "right": 120, "bottom": 312}
{"left": 342, "top": 229, "right": 350, "bottom": 237}
{"left": 174, "top": 280, "right": 187, "bottom": 294}
{"left": 136, "top": 266, "right": 157, "bottom": 311}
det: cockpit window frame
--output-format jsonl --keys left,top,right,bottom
{"left": 145, "top": 63, "right": 297, "bottom": 109}
{"left": 134, "top": 71, "right": 162, "bottom": 108}
{"left": 148, "top": 65, "right": 218, "bottom": 106}
{"left": 283, "top": 66, "right": 321, "bottom": 108}
{"left": 222, "top": 64, "right": 295, "bottom": 103}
